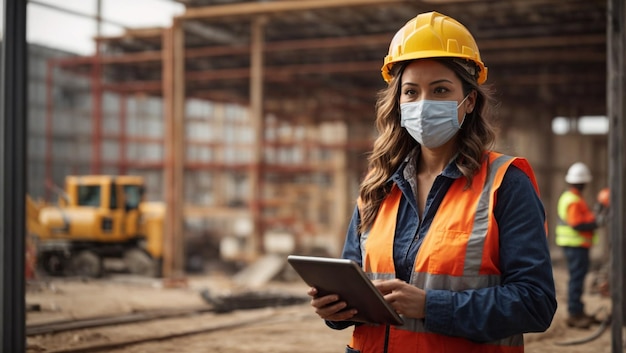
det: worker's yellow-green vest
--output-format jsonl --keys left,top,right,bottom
{"left": 555, "top": 190, "right": 597, "bottom": 247}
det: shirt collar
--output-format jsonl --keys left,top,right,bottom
{"left": 395, "top": 147, "right": 463, "bottom": 183}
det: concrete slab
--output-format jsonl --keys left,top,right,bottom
{"left": 233, "top": 254, "right": 286, "bottom": 289}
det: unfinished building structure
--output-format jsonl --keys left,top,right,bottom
{"left": 37, "top": 0, "right": 609, "bottom": 276}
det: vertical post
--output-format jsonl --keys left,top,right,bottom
{"left": 249, "top": 16, "right": 267, "bottom": 258}
{"left": 45, "top": 60, "right": 55, "bottom": 200}
{"left": 119, "top": 94, "right": 127, "bottom": 175}
{"left": 334, "top": 124, "right": 349, "bottom": 256}
{"left": 91, "top": 41, "right": 103, "bottom": 174}
{"left": 0, "top": 0, "right": 27, "bottom": 351}
{"left": 96, "top": 0, "right": 102, "bottom": 37}
{"left": 163, "top": 26, "right": 174, "bottom": 278}
{"left": 172, "top": 20, "right": 186, "bottom": 278}
{"left": 95, "top": 0, "right": 103, "bottom": 174}
{"left": 607, "top": 0, "right": 625, "bottom": 350}
{"left": 162, "top": 22, "right": 186, "bottom": 278}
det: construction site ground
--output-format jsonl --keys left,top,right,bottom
{"left": 26, "top": 257, "right": 615, "bottom": 353}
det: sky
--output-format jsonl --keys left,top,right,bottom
{"left": 2, "top": 0, "right": 185, "bottom": 55}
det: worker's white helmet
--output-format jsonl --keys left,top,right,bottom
{"left": 565, "top": 162, "right": 592, "bottom": 184}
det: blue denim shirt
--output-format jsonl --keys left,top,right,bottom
{"left": 327, "top": 155, "right": 557, "bottom": 342}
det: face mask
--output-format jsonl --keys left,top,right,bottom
{"left": 400, "top": 97, "right": 468, "bottom": 149}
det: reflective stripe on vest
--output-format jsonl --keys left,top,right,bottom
{"left": 555, "top": 190, "right": 593, "bottom": 247}
{"left": 352, "top": 152, "right": 538, "bottom": 353}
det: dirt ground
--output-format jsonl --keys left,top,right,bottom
{"left": 25, "top": 257, "right": 617, "bottom": 353}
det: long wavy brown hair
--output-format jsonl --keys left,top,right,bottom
{"left": 358, "top": 58, "right": 497, "bottom": 234}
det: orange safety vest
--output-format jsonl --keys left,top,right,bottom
{"left": 351, "top": 152, "right": 540, "bottom": 353}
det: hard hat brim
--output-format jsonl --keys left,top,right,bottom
{"left": 382, "top": 52, "right": 487, "bottom": 84}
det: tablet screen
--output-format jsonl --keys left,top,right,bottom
{"left": 287, "top": 255, "right": 404, "bottom": 325}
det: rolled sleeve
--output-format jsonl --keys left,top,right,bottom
{"left": 424, "top": 289, "right": 453, "bottom": 333}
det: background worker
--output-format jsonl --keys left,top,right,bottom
{"left": 555, "top": 162, "right": 600, "bottom": 329}
{"left": 307, "top": 11, "right": 556, "bottom": 353}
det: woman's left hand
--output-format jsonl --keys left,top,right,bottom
{"left": 375, "top": 279, "right": 426, "bottom": 319}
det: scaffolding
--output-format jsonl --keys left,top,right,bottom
{"left": 40, "top": 0, "right": 403, "bottom": 277}
{"left": 36, "top": 0, "right": 610, "bottom": 278}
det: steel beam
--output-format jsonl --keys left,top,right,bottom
{"left": 179, "top": 0, "right": 409, "bottom": 20}
{"left": 0, "top": 0, "right": 27, "bottom": 352}
{"left": 607, "top": 0, "right": 625, "bottom": 350}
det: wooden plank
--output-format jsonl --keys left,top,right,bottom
{"left": 233, "top": 254, "right": 286, "bottom": 288}
{"left": 162, "top": 24, "right": 175, "bottom": 278}
{"left": 249, "top": 16, "right": 267, "bottom": 257}
{"left": 162, "top": 22, "right": 186, "bottom": 279}
{"left": 95, "top": 27, "right": 164, "bottom": 42}
{"left": 180, "top": 0, "right": 409, "bottom": 20}
{"left": 102, "top": 70, "right": 606, "bottom": 96}
{"left": 26, "top": 306, "right": 214, "bottom": 336}
{"left": 478, "top": 34, "right": 605, "bottom": 50}
{"left": 172, "top": 20, "right": 187, "bottom": 277}
{"left": 56, "top": 33, "right": 604, "bottom": 68}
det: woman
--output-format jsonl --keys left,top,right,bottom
{"left": 307, "top": 11, "right": 556, "bottom": 353}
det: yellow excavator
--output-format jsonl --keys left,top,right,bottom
{"left": 26, "top": 175, "right": 165, "bottom": 278}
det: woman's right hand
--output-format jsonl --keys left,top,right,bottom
{"left": 307, "top": 287, "right": 358, "bottom": 321}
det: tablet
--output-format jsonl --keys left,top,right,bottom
{"left": 287, "top": 255, "right": 404, "bottom": 325}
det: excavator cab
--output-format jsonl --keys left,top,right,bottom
{"left": 60, "top": 176, "right": 145, "bottom": 241}
{"left": 29, "top": 175, "right": 163, "bottom": 278}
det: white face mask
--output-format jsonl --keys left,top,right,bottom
{"left": 400, "top": 96, "right": 468, "bottom": 149}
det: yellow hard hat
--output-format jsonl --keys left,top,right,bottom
{"left": 381, "top": 11, "right": 487, "bottom": 84}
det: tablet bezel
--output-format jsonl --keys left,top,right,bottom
{"left": 287, "top": 255, "right": 404, "bottom": 326}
